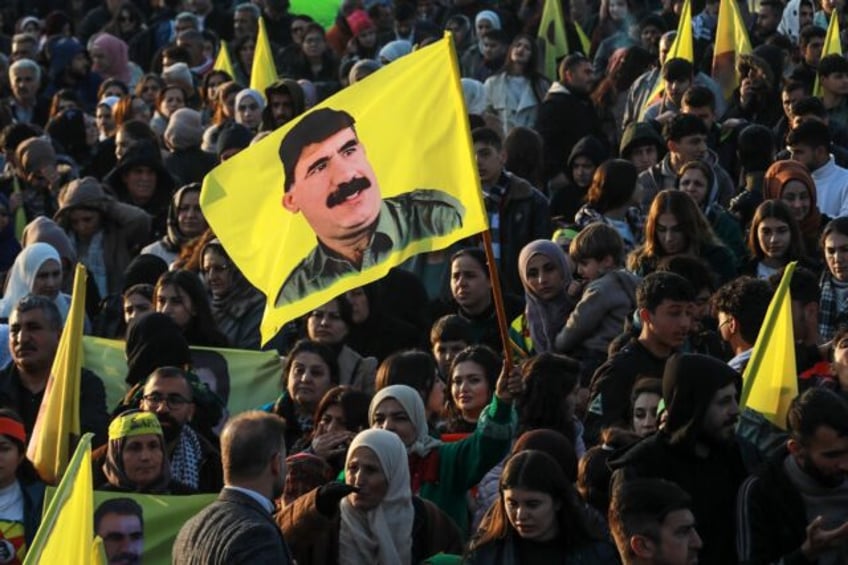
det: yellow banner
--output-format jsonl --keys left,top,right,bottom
{"left": 201, "top": 36, "right": 488, "bottom": 344}
{"left": 250, "top": 17, "right": 278, "bottom": 97}
{"left": 212, "top": 39, "right": 236, "bottom": 80}
{"left": 712, "top": 0, "right": 753, "bottom": 100}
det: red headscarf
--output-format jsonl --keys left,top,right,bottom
{"left": 763, "top": 160, "right": 822, "bottom": 242}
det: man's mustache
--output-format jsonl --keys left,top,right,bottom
{"left": 326, "top": 176, "right": 371, "bottom": 208}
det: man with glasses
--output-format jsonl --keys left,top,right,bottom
{"left": 138, "top": 366, "right": 223, "bottom": 493}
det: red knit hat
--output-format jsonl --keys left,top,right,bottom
{"left": 346, "top": 9, "right": 375, "bottom": 36}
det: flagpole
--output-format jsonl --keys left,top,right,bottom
{"left": 481, "top": 230, "right": 514, "bottom": 368}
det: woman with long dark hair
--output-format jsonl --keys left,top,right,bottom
{"left": 154, "top": 269, "right": 229, "bottom": 347}
{"left": 742, "top": 199, "right": 816, "bottom": 278}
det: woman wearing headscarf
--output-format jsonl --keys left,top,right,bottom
{"left": 278, "top": 429, "right": 463, "bottom": 565}
{"left": 369, "top": 381, "right": 516, "bottom": 535}
{"left": 21, "top": 216, "right": 77, "bottom": 295}
{"left": 162, "top": 108, "right": 218, "bottom": 185}
{"left": 508, "top": 240, "right": 575, "bottom": 360}
{"left": 377, "top": 40, "right": 412, "bottom": 64}
{"left": 460, "top": 10, "right": 501, "bottom": 78}
{"left": 199, "top": 239, "right": 264, "bottom": 349}
{"left": 233, "top": 88, "right": 265, "bottom": 134}
{"left": 763, "top": 159, "right": 823, "bottom": 258}
{"left": 88, "top": 33, "right": 139, "bottom": 88}
{"left": 141, "top": 184, "right": 208, "bottom": 267}
{"left": 99, "top": 410, "right": 195, "bottom": 493}
{"left": 0, "top": 242, "right": 70, "bottom": 322}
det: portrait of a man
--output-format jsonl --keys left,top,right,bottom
{"left": 275, "top": 108, "right": 465, "bottom": 306}
{"left": 95, "top": 497, "right": 144, "bottom": 565}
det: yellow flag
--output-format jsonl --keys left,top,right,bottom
{"left": 24, "top": 434, "right": 103, "bottom": 565}
{"left": 575, "top": 21, "right": 591, "bottom": 55}
{"left": 213, "top": 39, "right": 236, "bottom": 79}
{"left": 741, "top": 262, "right": 799, "bottom": 430}
{"left": 27, "top": 263, "right": 86, "bottom": 484}
{"left": 201, "top": 36, "right": 488, "bottom": 344}
{"left": 813, "top": 10, "right": 843, "bottom": 97}
{"left": 250, "top": 16, "right": 278, "bottom": 97}
{"left": 12, "top": 177, "right": 26, "bottom": 242}
{"left": 712, "top": 0, "right": 753, "bottom": 100}
{"left": 538, "top": 0, "right": 570, "bottom": 81}
{"left": 640, "top": 0, "right": 694, "bottom": 118}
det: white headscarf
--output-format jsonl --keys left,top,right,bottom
{"left": 339, "top": 429, "right": 414, "bottom": 565}
{"left": 461, "top": 78, "right": 487, "bottom": 115}
{"left": 0, "top": 242, "right": 69, "bottom": 320}
{"left": 369, "top": 385, "right": 442, "bottom": 457}
{"left": 778, "top": 0, "right": 803, "bottom": 44}
{"left": 475, "top": 10, "right": 502, "bottom": 51}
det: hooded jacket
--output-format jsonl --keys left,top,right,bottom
{"left": 261, "top": 79, "right": 306, "bottom": 132}
{"left": 619, "top": 121, "right": 666, "bottom": 160}
{"left": 44, "top": 37, "right": 102, "bottom": 111}
{"left": 610, "top": 353, "right": 758, "bottom": 565}
{"left": 550, "top": 135, "right": 609, "bottom": 223}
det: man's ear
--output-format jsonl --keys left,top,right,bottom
{"left": 787, "top": 437, "right": 803, "bottom": 457}
{"left": 667, "top": 139, "right": 678, "bottom": 154}
{"left": 282, "top": 191, "right": 299, "bottom": 213}
{"left": 639, "top": 307, "right": 651, "bottom": 324}
{"left": 630, "top": 534, "right": 656, "bottom": 558}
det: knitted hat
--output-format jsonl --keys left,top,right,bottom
{"left": 16, "top": 137, "right": 56, "bottom": 175}
{"left": 164, "top": 108, "right": 203, "bottom": 151}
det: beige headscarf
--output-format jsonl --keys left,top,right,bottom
{"left": 339, "top": 429, "right": 413, "bottom": 565}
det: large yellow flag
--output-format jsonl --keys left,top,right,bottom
{"left": 712, "top": 0, "right": 753, "bottom": 101}
{"left": 741, "top": 262, "right": 798, "bottom": 430}
{"left": 538, "top": 0, "right": 571, "bottom": 81}
{"left": 27, "top": 263, "right": 86, "bottom": 484}
{"left": 201, "top": 36, "right": 488, "bottom": 344}
{"left": 24, "top": 434, "right": 104, "bottom": 565}
{"left": 250, "top": 16, "right": 278, "bottom": 97}
{"left": 813, "top": 10, "right": 843, "bottom": 97}
{"left": 213, "top": 39, "right": 236, "bottom": 79}
{"left": 640, "top": 0, "right": 694, "bottom": 118}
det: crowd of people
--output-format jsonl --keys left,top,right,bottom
{"left": 0, "top": 0, "right": 845, "bottom": 563}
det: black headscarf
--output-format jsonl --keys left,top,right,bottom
{"left": 124, "top": 313, "right": 191, "bottom": 386}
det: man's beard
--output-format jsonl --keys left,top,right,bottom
{"left": 157, "top": 413, "right": 183, "bottom": 443}
{"left": 799, "top": 453, "right": 848, "bottom": 488}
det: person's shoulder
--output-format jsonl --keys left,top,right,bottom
{"left": 275, "top": 248, "right": 321, "bottom": 307}
{"left": 384, "top": 190, "right": 465, "bottom": 238}
{"left": 387, "top": 189, "right": 464, "bottom": 211}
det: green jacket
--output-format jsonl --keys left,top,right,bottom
{"left": 416, "top": 396, "right": 514, "bottom": 536}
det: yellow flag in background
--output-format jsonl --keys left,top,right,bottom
{"left": 575, "top": 21, "right": 591, "bottom": 55}
{"left": 201, "top": 37, "right": 488, "bottom": 344}
{"left": 27, "top": 263, "right": 86, "bottom": 484}
{"left": 12, "top": 178, "right": 26, "bottom": 242}
{"left": 213, "top": 39, "right": 236, "bottom": 79}
{"left": 24, "top": 434, "right": 104, "bottom": 565}
{"left": 741, "top": 262, "right": 799, "bottom": 430}
{"left": 813, "top": 10, "right": 843, "bottom": 97}
{"left": 250, "top": 16, "right": 278, "bottom": 97}
{"left": 538, "top": 0, "right": 571, "bottom": 81}
{"left": 712, "top": 0, "right": 753, "bottom": 101}
{"left": 640, "top": 0, "right": 694, "bottom": 118}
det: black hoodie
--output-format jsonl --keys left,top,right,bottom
{"left": 610, "top": 353, "right": 759, "bottom": 565}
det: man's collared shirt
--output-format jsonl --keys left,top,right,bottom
{"left": 223, "top": 486, "right": 275, "bottom": 514}
{"left": 276, "top": 189, "right": 464, "bottom": 306}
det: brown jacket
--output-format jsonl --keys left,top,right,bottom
{"left": 277, "top": 486, "right": 464, "bottom": 565}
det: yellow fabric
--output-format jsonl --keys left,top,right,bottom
{"left": 200, "top": 36, "right": 488, "bottom": 344}
{"left": 26, "top": 263, "right": 86, "bottom": 484}
{"left": 250, "top": 17, "right": 278, "bottom": 97}
{"left": 24, "top": 434, "right": 103, "bottom": 565}
{"left": 213, "top": 39, "right": 236, "bottom": 80}
{"left": 538, "top": 0, "right": 570, "bottom": 81}
{"left": 576, "top": 21, "right": 591, "bottom": 55}
{"left": 741, "top": 262, "right": 799, "bottom": 430}
{"left": 712, "top": 0, "right": 753, "bottom": 100}
{"left": 107, "top": 411, "right": 162, "bottom": 441}
{"left": 813, "top": 10, "right": 842, "bottom": 97}
{"left": 12, "top": 176, "right": 26, "bottom": 242}
{"left": 640, "top": 0, "right": 694, "bottom": 118}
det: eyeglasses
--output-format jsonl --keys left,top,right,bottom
{"left": 141, "top": 393, "right": 192, "bottom": 408}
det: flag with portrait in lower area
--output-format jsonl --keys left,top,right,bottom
{"left": 201, "top": 36, "right": 489, "bottom": 344}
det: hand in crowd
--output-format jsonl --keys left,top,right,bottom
{"left": 311, "top": 430, "right": 355, "bottom": 461}
{"left": 315, "top": 482, "right": 359, "bottom": 517}
{"left": 494, "top": 361, "right": 523, "bottom": 403}
{"left": 801, "top": 516, "right": 848, "bottom": 559}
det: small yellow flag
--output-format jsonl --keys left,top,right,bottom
{"left": 24, "top": 434, "right": 103, "bottom": 565}
{"left": 712, "top": 0, "right": 753, "bottom": 101}
{"left": 250, "top": 16, "right": 278, "bottom": 97}
{"left": 213, "top": 39, "right": 236, "bottom": 80}
{"left": 640, "top": 0, "right": 694, "bottom": 118}
{"left": 201, "top": 36, "right": 488, "bottom": 344}
{"left": 813, "top": 10, "right": 843, "bottom": 97}
{"left": 538, "top": 0, "right": 571, "bottom": 81}
{"left": 26, "top": 263, "right": 86, "bottom": 484}
{"left": 741, "top": 262, "right": 799, "bottom": 430}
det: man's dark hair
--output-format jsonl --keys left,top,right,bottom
{"left": 760, "top": 0, "right": 784, "bottom": 16}
{"left": 221, "top": 411, "right": 287, "bottom": 482}
{"left": 13, "top": 295, "right": 62, "bottom": 331}
{"left": 822, "top": 216, "right": 848, "bottom": 250}
{"left": 94, "top": 498, "right": 144, "bottom": 531}
{"left": 559, "top": 52, "right": 590, "bottom": 80}
{"left": 430, "top": 314, "right": 473, "bottom": 346}
{"left": 117, "top": 119, "right": 160, "bottom": 147}
{"left": 799, "top": 24, "right": 826, "bottom": 48}
{"left": 787, "top": 119, "right": 831, "bottom": 150}
{"left": 664, "top": 113, "right": 708, "bottom": 142}
{"left": 682, "top": 85, "right": 715, "bottom": 111}
{"left": 788, "top": 387, "right": 848, "bottom": 443}
{"left": 662, "top": 57, "right": 693, "bottom": 82}
{"left": 782, "top": 79, "right": 809, "bottom": 97}
{"left": 791, "top": 96, "right": 827, "bottom": 119}
{"left": 145, "top": 365, "right": 194, "bottom": 400}
{"left": 767, "top": 265, "right": 820, "bottom": 304}
{"left": 609, "top": 478, "right": 694, "bottom": 565}
{"left": 818, "top": 53, "right": 848, "bottom": 77}
{"left": 569, "top": 222, "right": 625, "bottom": 265}
{"left": 636, "top": 272, "right": 695, "bottom": 312}
{"left": 656, "top": 255, "right": 717, "bottom": 293}
{"left": 711, "top": 276, "right": 772, "bottom": 345}
{"left": 0, "top": 123, "right": 41, "bottom": 156}
{"left": 161, "top": 45, "right": 191, "bottom": 65}
{"left": 471, "top": 126, "right": 503, "bottom": 151}
{"left": 737, "top": 124, "right": 775, "bottom": 171}
{"left": 279, "top": 108, "right": 356, "bottom": 192}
